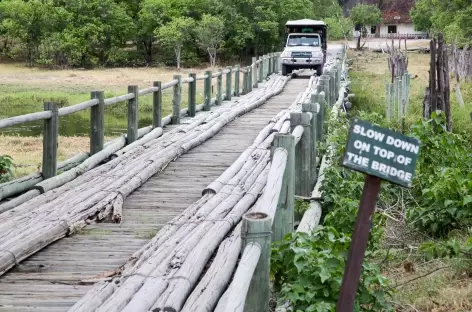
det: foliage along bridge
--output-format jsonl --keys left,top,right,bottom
{"left": 0, "top": 44, "right": 348, "bottom": 312}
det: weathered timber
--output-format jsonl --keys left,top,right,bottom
{"left": 204, "top": 71, "right": 212, "bottom": 111}
{"left": 58, "top": 99, "right": 99, "bottom": 116}
{"left": 188, "top": 73, "right": 197, "bottom": 117}
{"left": 217, "top": 69, "right": 223, "bottom": 105}
{"left": 90, "top": 91, "right": 105, "bottom": 155}
{"left": 271, "top": 134, "right": 295, "bottom": 241}
{"left": 226, "top": 66, "right": 232, "bottom": 101}
{"left": 313, "top": 92, "right": 325, "bottom": 142}
{"left": 153, "top": 81, "right": 162, "bottom": 128}
{"left": 291, "top": 111, "right": 312, "bottom": 198}
{"left": 0, "top": 111, "right": 52, "bottom": 129}
{"left": 42, "top": 102, "right": 59, "bottom": 179}
{"left": 127, "top": 86, "right": 139, "bottom": 143}
{"left": 172, "top": 75, "right": 182, "bottom": 124}
{"left": 302, "top": 102, "right": 318, "bottom": 181}
{"left": 235, "top": 65, "right": 240, "bottom": 97}
{"left": 297, "top": 201, "right": 322, "bottom": 233}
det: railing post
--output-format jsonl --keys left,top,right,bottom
{"left": 242, "top": 67, "right": 248, "bottom": 95}
{"left": 225, "top": 66, "right": 232, "bottom": 101}
{"left": 188, "top": 73, "right": 197, "bottom": 117}
{"left": 327, "top": 70, "right": 336, "bottom": 105}
{"left": 318, "top": 75, "right": 331, "bottom": 107}
{"left": 153, "top": 81, "right": 162, "bottom": 128}
{"left": 172, "top": 75, "right": 182, "bottom": 124}
{"left": 216, "top": 69, "right": 223, "bottom": 105}
{"left": 127, "top": 85, "right": 139, "bottom": 143}
{"left": 42, "top": 102, "right": 58, "bottom": 179}
{"left": 234, "top": 65, "right": 240, "bottom": 97}
{"left": 258, "top": 56, "right": 264, "bottom": 83}
{"left": 90, "top": 91, "right": 104, "bottom": 155}
{"left": 248, "top": 66, "right": 253, "bottom": 92}
{"left": 302, "top": 102, "right": 317, "bottom": 182}
{"left": 272, "top": 133, "right": 295, "bottom": 241}
{"left": 204, "top": 70, "right": 212, "bottom": 111}
{"left": 313, "top": 92, "right": 326, "bottom": 142}
{"left": 242, "top": 212, "right": 272, "bottom": 312}
{"left": 252, "top": 57, "right": 258, "bottom": 88}
{"left": 291, "top": 111, "right": 312, "bottom": 201}
{"left": 268, "top": 53, "right": 273, "bottom": 76}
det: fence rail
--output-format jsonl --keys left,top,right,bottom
{"left": 0, "top": 53, "right": 281, "bottom": 202}
{"left": 220, "top": 45, "right": 349, "bottom": 311}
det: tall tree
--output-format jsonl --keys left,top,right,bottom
{"left": 350, "top": 3, "right": 382, "bottom": 49}
{"left": 195, "top": 14, "right": 226, "bottom": 67}
{"left": 156, "top": 16, "right": 194, "bottom": 69}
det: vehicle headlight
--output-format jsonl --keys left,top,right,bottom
{"left": 281, "top": 51, "right": 291, "bottom": 58}
{"left": 314, "top": 51, "right": 323, "bottom": 57}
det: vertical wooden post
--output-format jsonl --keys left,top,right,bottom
{"left": 251, "top": 56, "right": 258, "bottom": 91}
{"left": 225, "top": 66, "right": 232, "bottom": 101}
{"left": 302, "top": 102, "right": 317, "bottom": 182}
{"left": 318, "top": 75, "right": 331, "bottom": 107}
{"left": 291, "top": 112, "right": 312, "bottom": 199}
{"left": 272, "top": 134, "right": 295, "bottom": 241}
{"left": 90, "top": 91, "right": 104, "bottom": 155}
{"left": 313, "top": 91, "right": 326, "bottom": 142}
{"left": 42, "top": 102, "right": 58, "bottom": 179}
{"left": 268, "top": 53, "right": 273, "bottom": 75}
{"left": 241, "top": 212, "right": 272, "bottom": 312}
{"left": 248, "top": 66, "right": 253, "bottom": 92}
{"left": 326, "top": 70, "right": 336, "bottom": 105}
{"left": 172, "top": 75, "right": 182, "bottom": 124}
{"left": 234, "top": 65, "right": 240, "bottom": 97}
{"left": 216, "top": 69, "right": 223, "bottom": 105}
{"left": 153, "top": 81, "right": 162, "bottom": 128}
{"left": 258, "top": 56, "right": 264, "bottom": 83}
{"left": 188, "top": 73, "right": 197, "bottom": 117}
{"left": 242, "top": 67, "right": 248, "bottom": 95}
{"left": 127, "top": 85, "right": 139, "bottom": 144}
{"left": 204, "top": 70, "right": 212, "bottom": 111}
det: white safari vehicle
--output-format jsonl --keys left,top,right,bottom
{"left": 280, "top": 19, "right": 328, "bottom": 76}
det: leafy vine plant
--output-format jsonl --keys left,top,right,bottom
{"left": 0, "top": 155, "right": 13, "bottom": 183}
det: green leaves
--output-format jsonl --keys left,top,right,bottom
{"left": 0, "top": 155, "right": 13, "bottom": 183}
{"left": 349, "top": 4, "right": 382, "bottom": 29}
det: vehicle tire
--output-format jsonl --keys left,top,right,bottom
{"left": 282, "top": 64, "right": 289, "bottom": 76}
{"left": 315, "top": 65, "right": 324, "bottom": 76}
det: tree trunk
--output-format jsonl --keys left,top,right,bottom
{"left": 357, "top": 36, "right": 361, "bottom": 50}
{"left": 175, "top": 47, "right": 181, "bottom": 70}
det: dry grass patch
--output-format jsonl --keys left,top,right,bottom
{"left": 0, "top": 134, "right": 115, "bottom": 177}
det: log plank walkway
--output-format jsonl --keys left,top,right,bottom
{"left": 0, "top": 77, "right": 309, "bottom": 312}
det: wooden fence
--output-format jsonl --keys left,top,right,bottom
{"left": 0, "top": 52, "right": 280, "bottom": 203}
{"left": 216, "top": 45, "right": 348, "bottom": 311}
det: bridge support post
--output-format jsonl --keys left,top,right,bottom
{"left": 252, "top": 57, "right": 258, "bottom": 88}
{"left": 313, "top": 91, "right": 326, "bottom": 142}
{"left": 203, "top": 71, "right": 212, "bottom": 111}
{"left": 326, "top": 70, "right": 336, "bottom": 105}
{"left": 242, "top": 67, "right": 248, "bottom": 95}
{"left": 234, "top": 65, "right": 240, "bottom": 97}
{"left": 172, "top": 75, "right": 182, "bottom": 124}
{"left": 258, "top": 56, "right": 264, "bottom": 83}
{"left": 127, "top": 85, "right": 139, "bottom": 143}
{"left": 318, "top": 75, "right": 331, "bottom": 107}
{"left": 248, "top": 66, "right": 253, "bottom": 92}
{"left": 188, "top": 73, "right": 197, "bottom": 117}
{"left": 225, "top": 66, "right": 232, "bottom": 101}
{"left": 241, "top": 212, "right": 272, "bottom": 312}
{"left": 216, "top": 69, "right": 223, "bottom": 105}
{"left": 302, "top": 101, "right": 318, "bottom": 182}
{"left": 272, "top": 133, "right": 295, "bottom": 241}
{"left": 291, "top": 111, "right": 312, "bottom": 212}
{"left": 42, "top": 101, "right": 58, "bottom": 179}
{"left": 268, "top": 53, "right": 273, "bottom": 76}
{"left": 153, "top": 81, "right": 162, "bottom": 128}
{"left": 90, "top": 91, "right": 104, "bottom": 155}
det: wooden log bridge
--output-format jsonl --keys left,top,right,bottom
{"left": 0, "top": 45, "right": 348, "bottom": 311}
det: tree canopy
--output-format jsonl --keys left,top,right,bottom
{"left": 0, "top": 0, "right": 353, "bottom": 68}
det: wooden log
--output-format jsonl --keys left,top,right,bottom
{"left": 0, "top": 111, "right": 52, "bottom": 129}
{"left": 313, "top": 92, "right": 325, "bottom": 142}
{"left": 302, "top": 102, "right": 318, "bottom": 181}
{"left": 104, "top": 93, "right": 134, "bottom": 106}
{"left": 68, "top": 281, "right": 117, "bottom": 312}
{"left": 204, "top": 71, "right": 212, "bottom": 111}
{"left": 172, "top": 75, "right": 182, "bottom": 124}
{"left": 153, "top": 81, "right": 162, "bottom": 128}
{"left": 242, "top": 67, "right": 248, "bottom": 95}
{"left": 291, "top": 125, "right": 304, "bottom": 145}
{"left": 297, "top": 201, "right": 322, "bottom": 233}
{"left": 127, "top": 85, "right": 139, "bottom": 144}
{"left": 226, "top": 66, "right": 232, "bottom": 101}
{"left": 42, "top": 102, "right": 58, "bottom": 179}
{"left": 216, "top": 69, "right": 223, "bottom": 105}
{"left": 271, "top": 134, "right": 295, "bottom": 241}
{"left": 318, "top": 76, "right": 331, "bottom": 107}
{"left": 188, "top": 73, "right": 197, "bottom": 117}
{"left": 291, "top": 112, "right": 312, "bottom": 199}
{"left": 90, "top": 91, "right": 105, "bottom": 155}
{"left": 248, "top": 66, "right": 253, "bottom": 92}
{"left": 234, "top": 65, "right": 240, "bottom": 97}
{"left": 240, "top": 212, "right": 272, "bottom": 312}
{"left": 214, "top": 243, "right": 261, "bottom": 312}
{"left": 58, "top": 98, "right": 99, "bottom": 116}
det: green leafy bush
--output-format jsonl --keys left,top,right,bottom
{"left": 0, "top": 155, "right": 13, "bottom": 183}
{"left": 271, "top": 226, "right": 393, "bottom": 312}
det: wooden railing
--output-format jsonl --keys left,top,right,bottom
{"left": 216, "top": 45, "right": 348, "bottom": 311}
{"left": 0, "top": 52, "right": 281, "bottom": 202}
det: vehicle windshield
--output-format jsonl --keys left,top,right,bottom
{"left": 287, "top": 35, "right": 320, "bottom": 47}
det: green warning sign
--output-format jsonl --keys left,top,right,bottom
{"left": 342, "top": 118, "right": 421, "bottom": 188}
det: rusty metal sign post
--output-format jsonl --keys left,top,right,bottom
{"left": 336, "top": 118, "right": 420, "bottom": 311}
